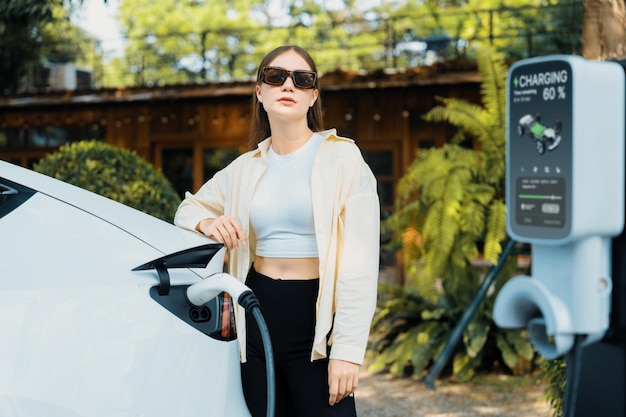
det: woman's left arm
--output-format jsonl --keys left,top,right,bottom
{"left": 330, "top": 190, "right": 380, "bottom": 360}
{"left": 328, "top": 159, "right": 380, "bottom": 404}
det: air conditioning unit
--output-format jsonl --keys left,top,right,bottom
{"left": 48, "top": 64, "right": 93, "bottom": 90}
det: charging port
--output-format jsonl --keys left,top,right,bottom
{"left": 189, "top": 306, "right": 211, "bottom": 323}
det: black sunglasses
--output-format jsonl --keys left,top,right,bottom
{"left": 259, "top": 66, "right": 317, "bottom": 89}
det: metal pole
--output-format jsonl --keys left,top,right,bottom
{"left": 424, "top": 238, "right": 517, "bottom": 389}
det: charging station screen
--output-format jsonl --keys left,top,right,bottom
{"left": 508, "top": 60, "right": 572, "bottom": 240}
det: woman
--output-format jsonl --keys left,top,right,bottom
{"left": 174, "top": 45, "right": 379, "bottom": 417}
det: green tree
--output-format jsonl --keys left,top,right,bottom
{"left": 41, "top": 3, "right": 103, "bottom": 68}
{"left": 0, "top": 0, "right": 58, "bottom": 92}
{"left": 99, "top": 0, "right": 583, "bottom": 86}
{"left": 287, "top": 0, "right": 386, "bottom": 70}
{"left": 0, "top": 0, "right": 100, "bottom": 93}
{"left": 1, "top": 0, "right": 586, "bottom": 91}
{"left": 107, "top": 0, "right": 388, "bottom": 86}
{"left": 367, "top": 46, "right": 535, "bottom": 382}
{"left": 461, "top": 0, "right": 582, "bottom": 60}
{"left": 385, "top": 0, "right": 581, "bottom": 62}
{"left": 34, "top": 141, "right": 181, "bottom": 222}
{"left": 112, "top": 0, "right": 267, "bottom": 86}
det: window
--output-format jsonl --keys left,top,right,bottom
{"left": 419, "top": 139, "right": 436, "bottom": 149}
{"left": 162, "top": 148, "right": 194, "bottom": 199}
{"left": 0, "top": 129, "right": 25, "bottom": 149}
{"left": 28, "top": 127, "right": 72, "bottom": 148}
{"left": 0, "top": 178, "right": 35, "bottom": 219}
{"left": 160, "top": 147, "right": 241, "bottom": 199}
{"left": 79, "top": 124, "right": 106, "bottom": 141}
{"left": 203, "top": 147, "right": 241, "bottom": 182}
{"left": 360, "top": 149, "right": 395, "bottom": 211}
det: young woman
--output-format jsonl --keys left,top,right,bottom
{"left": 174, "top": 45, "right": 380, "bottom": 417}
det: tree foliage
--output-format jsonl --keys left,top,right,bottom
{"left": 41, "top": 4, "right": 98, "bottom": 66}
{"left": 0, "top": 0, "right": 100, "bottom": 93}
{"left": 453, "top": 0, "right": 582, "bottom": 60}
{"left": 100, "top": 0, "right": 582, "bottom": 87}
{"left": 2, "top": 0, "right": 584, "bottom": 90}
{"left": 0, "top": 0, "right": 58, "bottom": 92}
{"left": 113, "top": 0, "right": 261, "bottom": 85}
{"left": 368, "top": 46, "right": 536, "bottom": 382}
{"left": 107, "top": 0, "right": 390, "bottom": 86}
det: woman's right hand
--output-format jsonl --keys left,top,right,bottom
{"left": 196, "top": 216, "right": 247, "bottom": 250}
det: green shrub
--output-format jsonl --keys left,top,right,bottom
{"left": 34, "top": 141, "right": 180, "bottom": 222}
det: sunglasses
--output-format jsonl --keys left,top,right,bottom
{"left": 259, "top": 66, "right": 317, "bottom": 89}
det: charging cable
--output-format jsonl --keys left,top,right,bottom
{"left": 187, "top": 273, "right": 275, "bottom": 417}
{"left": 562, "top": 335, "right": 584, "bottom": 417}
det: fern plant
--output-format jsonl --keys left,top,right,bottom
{"left": 368, "top": 46, "right": 536, "bottom": 381}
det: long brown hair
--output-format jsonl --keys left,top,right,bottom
{"left": 248, "top": 45, "right": 324, "bottom": 150}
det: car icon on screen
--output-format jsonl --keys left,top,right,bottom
{"left": 518, "top": 113, "right": 562, "bottom": 155}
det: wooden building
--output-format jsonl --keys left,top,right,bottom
{"left": 0, "top": 60, "right": 481, "bottom": 219}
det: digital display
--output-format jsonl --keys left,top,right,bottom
{"left": 508, "top": 60, "right": 573, "bottom": 240}
{"left": 515, "top": 177, "right": 565, "bottom": 228}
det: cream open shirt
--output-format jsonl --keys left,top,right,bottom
{"left": 174, "top": 129, "right": 380, "bottom": 365}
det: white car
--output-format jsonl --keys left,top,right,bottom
{"left": 0, "top": 160, "right": 252, "bottom": 417}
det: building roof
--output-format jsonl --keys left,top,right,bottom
{"left": 0, "top": 59, "right": 480, "bottom": 109}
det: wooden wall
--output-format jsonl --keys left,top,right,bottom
{"left": 0, "top": 73, "right": 482, "bottom": 213}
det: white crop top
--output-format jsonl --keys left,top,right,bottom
{"left": 250, "top": 133, "right": 324, "bottom": 258}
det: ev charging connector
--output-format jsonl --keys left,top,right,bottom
{"left": 187, "top": 273, "right": 275, "bottom": 417}
{"left": 493, "top": 55, "right": 625, "bottom": 360}
{"left": 187, "top": 272, "right": 258, "bottom": 312}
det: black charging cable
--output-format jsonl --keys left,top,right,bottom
{"left": 562, "top": 335, "right": 584, "bottom": 417}
{"left": 239, "top": 291, "right": 275, "bottom": 417}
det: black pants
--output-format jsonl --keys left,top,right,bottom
{"left": 241, "top": 266, "right": 357, "bottom": 417}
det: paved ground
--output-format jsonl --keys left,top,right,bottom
{"left": 365, "top": 267, "right": 552, "bottom": 416}
{"left": 355, "top": 370, "right": 552, "bottom": 417}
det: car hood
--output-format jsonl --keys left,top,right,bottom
{"left": 0, "top": 160, "right": 211, "bottom": 256}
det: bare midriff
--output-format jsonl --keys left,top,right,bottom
{"left": 253, "top": 256, "right": 319, "bottom": 280}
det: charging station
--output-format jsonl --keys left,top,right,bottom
{"left": 493, "top": 55, "right": 626, "bottom": 416}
